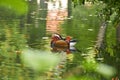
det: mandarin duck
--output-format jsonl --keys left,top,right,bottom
{"left": 51, "top": 33, "right": 76, "bottom": 50}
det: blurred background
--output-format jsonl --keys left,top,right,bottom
{"left": 0, "top": 0, "right": 120, "bottom": 80}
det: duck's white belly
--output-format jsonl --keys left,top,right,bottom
{"left": 70, "top": 42, "right": 76, "bottom": 47}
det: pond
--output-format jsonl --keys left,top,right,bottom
{"left": 0, "top": 2, "right": 120, "bottom": 80}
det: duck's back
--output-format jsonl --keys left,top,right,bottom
{"left": 54, "top": 40, "right": 69, "bottom": 48}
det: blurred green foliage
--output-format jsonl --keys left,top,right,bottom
{"left": 0, "top": 0, "right": 28, "bottom": 16}
{"left": 62, "top": 4, "right": 101, "bottom": 52}
{"left": 21, "top": 49, "right": 60, "bottom": 72}
{"left": 61, "top": 3, "right": 117, "bottom": 80}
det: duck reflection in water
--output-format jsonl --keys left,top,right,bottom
{"left": 50, "top": 33, "right": 77, "bottom": 53}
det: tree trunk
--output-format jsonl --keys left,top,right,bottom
{"left": 35, "top": 0, "right": 47, "bottom": 28}
{"left": 95, "top": 21, "right": 107, "bottom": 49}
{"left": 27, "top": 0, "right": 37, "bottom": 24}
{"left": 116, "top": 22, "right": 120, "bottom": 44}
{"left": 113, "top": 22, "right": 120, "bottom": 80}
{"left": 68, "top": 0, "right": 72, "bottom": 18}
{"left": 67, "top": 0, "right": 73, "bottom": 35}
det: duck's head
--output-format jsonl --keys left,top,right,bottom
{"left": 65, "top": 36, "right": 71, "bottom": 42}
{"left": 51, "top": 33, "right": 62, "bottom": 41}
